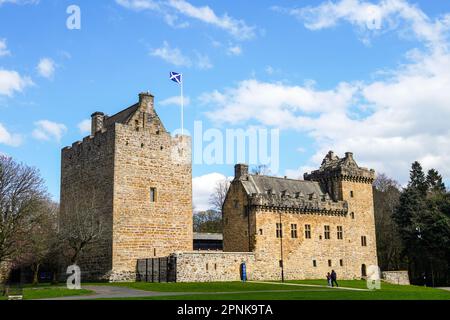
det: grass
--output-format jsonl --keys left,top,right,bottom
{"left": 97, "top": 280, "right": 450, "bottom": 300}
{"left": 96, "top": 281, "right": 322, "bottom": 292}
{"left": 0, "top": 284, "right": 93, "bottom": 300}
{"left": 2, "top": 280, "right": 449, "bottom": 300}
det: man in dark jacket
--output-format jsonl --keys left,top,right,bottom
{"left": 331, "top": 270, "right": 338, "bottom": 287}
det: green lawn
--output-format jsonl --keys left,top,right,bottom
{"left": 98, "top": 280, "right": 450, "bottom": 300}
{"left": 0, "top": 285, "right": 93, "bottom": 300}
{"left": 2, "top": 280, "right": 449, "bottom": 300}
{"left": 98, "top": 281, "right": 325, "bottom": 292}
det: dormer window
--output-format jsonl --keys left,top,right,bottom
{"left": 267, "top": 189, "right": 272, "bottom": 195}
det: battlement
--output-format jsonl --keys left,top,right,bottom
{"left": 304, "top": 151, "right": 375, "bottom": 184}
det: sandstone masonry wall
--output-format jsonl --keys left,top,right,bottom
{"left": 382, "top": 271, "right": 410, "bottom": 285}
{"left": 172, "top": 252, "right": 255, "bottom": 282}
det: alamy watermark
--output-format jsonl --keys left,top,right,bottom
{"left": 66, "top": 5, "right": 81, "bottom": 30}
{"left": 366, "top": 265, "right": 381, "bottom": 290}
{"left": 172, "top": 121, "right": 280, "bottom": 174}
{"left": 66, "top": 264, "right": 81, "bottom": 290}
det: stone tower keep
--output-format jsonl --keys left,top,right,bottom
{"left": 304, "top": 151, "right": 378, "bottom": 276}
{"left": 60, "top": 92, "right": 192, "bottom": 281}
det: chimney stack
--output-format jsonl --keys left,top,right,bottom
{"left": 235, "top": 164, "right": 249, "bottom": 179}
{"left": 91, "top": 112, "right": 105, "bottom": 135}
{"left": 139, "top": 92, "right": 154, "bottom": 113}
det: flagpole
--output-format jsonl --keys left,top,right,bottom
{"left": 181, "top": 75, "right": 184, "bottom": 135}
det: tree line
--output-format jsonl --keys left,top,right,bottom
{"left": 0, "top": 155, "right": 102, "bottom": 285}
{"left": 374, "top": 162, "right": 450, "bottom": 286}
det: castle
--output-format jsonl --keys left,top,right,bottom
{"left": 60, "top": 93, "right": 192, "bottom": 281}
{"left": 60, "top": 92, "right": 378, "bottom": 282}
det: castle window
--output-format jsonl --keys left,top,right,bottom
{"left": 267, "top": 189, "right": 272, "bottom": 195}
{"left": 305, "top": 224, "right": 311, "bottom": 239}
{"left": 276, "top": 223, "right": 283, "bottom": 238}
{"left": 313, "top": 260, "right": 317, "bottom": 267}
{"left": 337, "top": 226, "right": 343, "bottom": 240}
{"left": 259, "top": 229, "right": 263, "bottom": 235}
{"left": 361, "top": 236, "right": 367, "bottom": 246}
{"left": 328, "top": 260, "right": 332, "bottom": 267}
{"left": 350, "top": 191, "right": 354, "bottom": 197}
{"left": 351, "top": 212, "right": 355, "bottom": 219}
{"left": 206, "top": 263, "right": 208, "bottom": 271}
{"left": 291, "top": 224, "right": 298, "bottom": 238}
{"left": 234, "top": 200, "right": 239, "bottom": 208}
{"left": 150, "top": 187, "right": 157, "bottom": 202}
{"left": 324, "top": 225, "right": 330, "bottom": 239}
{"left": 340, "top": 259, "right": 344, "bottom": 267}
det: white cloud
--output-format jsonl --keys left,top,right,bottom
{"left": 116, "top": 0, "right": 255, "bottom": 40}
{"left": 227, "top": 45, "right": 242, "bottom": 56}
{"left": 192, "top": 172, "right": 229, "bottom": 212}
{"left": 166, "top": 0, "right": 256, "bottom": 40}
{"left": 0, "top": 123, "right": 22, "bottom": 147}
{"left": 0, "top": 0, "right": 39, "bottom": 6}
{"left": 114, "top": 0, "right": 159, "bottom": 11}
{"left": 37, "top": 58, "right": 56, "bottom": 79}
{"left": 0, "top": 69, "right": 33, "bottom": 96}
{"left": 202, "top": 79, "right": 357, "bottom": 127}
{"left": 275, "top": 0, "right": 450, "bottom": 47}
{"left": 195, "top": 52, "right": 212, "bottom": 70}
{"left": 150, "top": 41, "right": 212, "bottom": 69}
{"left": 159, "top": 95, "right": 190, "bottom": 107}
{"left": 32, "top": 120, "right": 67, "bottom": 142}
{"left": 77, "top": 119, "right": 91, "bottom": 135}
{"left": 150, "top": 41, "right": 192, "bottom": 67}
{"left": 202, "top": 44, "right": 450, "bottom": 184}
{"left": 0, "top": 39, "right": 10, "bottom": 57}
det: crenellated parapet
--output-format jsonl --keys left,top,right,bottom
{"left": 248, "top": 193, "right": 348, "bottom": 216}
{"left": 304, "top": 151, "right": 375, "bottom": 185}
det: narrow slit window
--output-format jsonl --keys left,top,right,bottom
{"left": 150, "top": 187, "right": 157, "bottom": 202}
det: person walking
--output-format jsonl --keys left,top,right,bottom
{"left": 331, "top": 270, "right": 338, "bottom": 287}
{"left": 326, "top": 272, "right": 332, "bottom": 287}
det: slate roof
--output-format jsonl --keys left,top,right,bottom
{"left": 241, "top": 175, "right": 326, "bottom": 198}
{"left": 103, "top": 103, "right": 139, "bottom": 129}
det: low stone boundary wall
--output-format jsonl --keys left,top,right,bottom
{"left": 172, "top": 251, "right": 256, "bottom": 282}
{"left": 382, "top": 270, "right": 410, "bottom": 285}
{"left": 0, "top": 261, "right": 10, "bottom": 284}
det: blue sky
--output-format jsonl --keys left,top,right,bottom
{"left": 1, "top": 0, "right": 450, "bottom": 210}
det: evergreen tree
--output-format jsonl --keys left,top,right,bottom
{"left": 408, "top": 161, "right": 428, "bottom": 195}
{"left": 426, "top": 169, "right": 446, "bottom": 194}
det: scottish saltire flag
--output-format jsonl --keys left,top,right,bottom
{"left": 170, "top": 72, "right": 182, "bottom": 84}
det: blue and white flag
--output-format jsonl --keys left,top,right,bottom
{"left": 170, "top": 72, "right": 182, "bottom": 85}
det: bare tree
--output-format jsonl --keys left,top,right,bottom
{"left": 17, "top": 200, "right": 59, "bottom": 284}
{"left": 373, "top": 173, "right": 406, "bottom": 271}
{"left": 59, "top": 189, "right": 103, "bottom": 264}
{"left": 0, "top": 155, "right": 47, "bottom": 268}
{"left": 208, "top": 178, "right": 230, "bottom": 214}
{"left": 193, "top": 210, "right": 222, "bottom": 233}
{"left": 251, "top": 164, "right": 271, "bottom": 176}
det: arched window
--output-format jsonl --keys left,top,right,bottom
{"left": 361, "top": 264, "right": 367, "bottom": 277}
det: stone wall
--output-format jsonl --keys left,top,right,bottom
{"left": 60, "top": 93, "right": 193, "bottom": 282}
{"left": 0, "top": 261, "right": 10, "bottom": 284}
{"left": 60, "top": 130, "right": 115, "bottom": 280}
{"left": 382, "top": 271, "right": 410, "bottom": 285}
{"left": 172, "top": 252, "right": 255, "bottom": 282}
{"left": 111, "top": 122, "right": 192, "bottom": 280}
{"left": 223, "top": 153, "right": 378, "bottom": 281}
